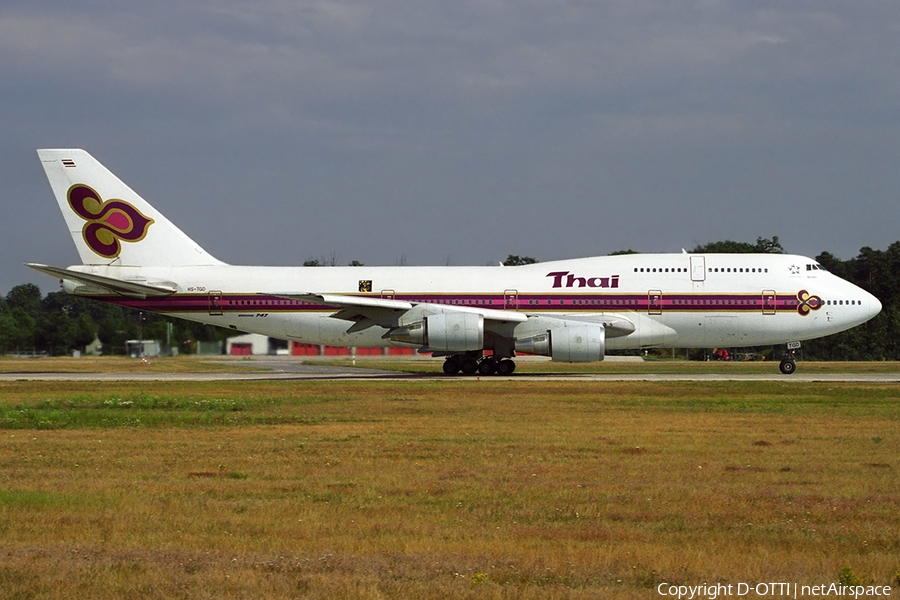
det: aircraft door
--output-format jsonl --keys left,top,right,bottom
{"left": 648, "top": 290, "right": 663, "bottom": 315}
{"left": 209, "top": 290, "right": 223, "bottom": 316}
{"left": 762, "top": 290, "right": 776, "bottom": 315}
{"left": 504, "top": 289, "right": 518, "bottom": 310}
{"left": 690, "top": 256, "right": 706, "bottom": 281}
{"left": 381, "top": 289, "right": 395, "bottom": 300}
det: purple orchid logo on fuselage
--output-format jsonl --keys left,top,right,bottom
{"left": 797, "top": 290, "right": 823, "bottom": 316}
{"left": 68, "top": 184, "right": 154, "bottom": 259}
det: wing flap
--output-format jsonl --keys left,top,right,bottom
{"left": 274, "top": 293, "right": 414, "bottom": 312}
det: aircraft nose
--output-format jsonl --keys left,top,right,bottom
{"left": 866, "top": 291, "right": 882, "bottom": 320}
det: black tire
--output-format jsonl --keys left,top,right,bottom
{"left": 460, "top": 359, "right": 479, "bottom": 376}
{"left": 496, "top": 359, "right": 516, "bottom": 375}
{"left": 478, "top": 359, "right": 496, "bottom": 376}
{"left": 779, "top": 359, "right": 796, "bottom": 375}
{"left": 443, "top": 357, "right": 460, "bottom": 375}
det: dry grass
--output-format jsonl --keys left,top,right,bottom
{"left": 319, "top": 357, "right": 900, "bottom": 375}
{"left": 0, "top": 380, "right": 898, "bottom": 598}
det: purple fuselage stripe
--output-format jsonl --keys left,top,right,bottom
{"left": 104, "top": 292, "right": 810, "bottom": 314}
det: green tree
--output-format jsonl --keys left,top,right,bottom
{"left": 502, "top": 255, "right": 539, "bottom": 266}
{"left": 73, "top": 313, "right": 99, "bottom": 351}
{"left": 4, "top": 307, "right": 36, "bottom": 352}
{"left": 36, "top": 311, "right": 76, "bottom": 355}
{"left": 6, "top": 283, "right": 43, "bottom": 317}
{"left": 692, "top": 236, "right": 784, "bottom": 254}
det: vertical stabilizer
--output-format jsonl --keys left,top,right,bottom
{"left": 38, "top": 149, "right": 224, "bottom": 267}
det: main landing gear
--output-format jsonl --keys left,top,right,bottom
{"left": 442, "top": 354, "right": 516, "bottom": 376}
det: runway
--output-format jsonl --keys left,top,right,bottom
{"left": 2, "top": 356, "right": 899, "bottom": 383}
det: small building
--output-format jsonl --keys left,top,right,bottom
{"left": 226, "top": 334, "right": 418, "bottom": 357}
{"left": 226, "top": 333, "right": 271, "bottom": 356}
{"left": 125, "top": 340, "right": 161, "bottom": 358}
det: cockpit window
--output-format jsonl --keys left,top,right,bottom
{"left": 806, "top": 263, "right": 828, "bottom": 272}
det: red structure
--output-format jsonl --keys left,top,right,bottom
{"left": 230, "top": 343, "right": 253, "bottom": 356}
{"left": 290, "top": 342, "right": 416, "bottom": 356}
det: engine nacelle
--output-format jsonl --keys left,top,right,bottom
{"left": 515, "top": 324, "right": 605, "bottom": 362}
{"left": 389, "top": 312, "right": 484, "bottom": 352}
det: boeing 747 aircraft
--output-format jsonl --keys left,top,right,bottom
{"left": 29, "top": 149, "right": 881, "bottom": 375}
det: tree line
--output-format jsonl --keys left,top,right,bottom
{"left": 0, "top": 284, "right": 229, "bottom": 356}
{"left": 0, "top": 237, "right": 894, "bottom": 358}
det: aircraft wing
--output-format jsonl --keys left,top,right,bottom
{"left": 271, "top": 292, "right": 642, "bottom": 341}
{"left": 273, "top": 292, "right": 529, "bottom": 334}
{"left": 26, "top": 263, "right": 177, "bottom": 298}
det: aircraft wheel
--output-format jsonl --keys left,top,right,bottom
{"left": 460, "top": 358, "right": 479, "bottom": 376}
{"left": 478, "top": 359, "right": 496, "bottom": 376}
{"left": 496, "top": 359, "right": 516, "bottom": 375}
{"left": 779, "top": 359, "right": 796, "bottom": 375}
{"left": 443, "top": 357, "right": 460, "bottom": 375}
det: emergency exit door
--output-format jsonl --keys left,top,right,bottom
{"left": 690, "top": 256, "right": 706, "bottom": 281}
{"left": 504, "top": 289, "right": 518, "bottom": 310}
{"left": 648, "top": 290, "right": 663, "bottom": 315}
{"left": 208, "top": 290, "right": 223, "bottom": 316}
{"left": 762, "top": 290, "right": 777, "bottom": 315}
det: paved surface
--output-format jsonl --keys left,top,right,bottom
{"left": 1, "top": 356, "right": 899, "bottom": 382}
{"left": 0, "top": 357, "right": 402, "bottom": 382}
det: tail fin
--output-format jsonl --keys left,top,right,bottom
{"left": 37, "top": 149, "right": 224, "bottom": 267}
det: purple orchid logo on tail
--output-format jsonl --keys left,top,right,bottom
{"left": 67, "top": 184, "right": 154, "bottom": 259}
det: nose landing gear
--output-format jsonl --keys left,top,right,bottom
{"left": 778, "top": 358, "right": 796, "bottom": 375}
{"left": 779, "top": 342, "right": 800, "bottom": 375}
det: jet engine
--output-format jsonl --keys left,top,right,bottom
{"left": 389, "top": 312, "right": 484, "bottom": 352}
{"left": 515, "top": 324, "right": 605, "bottom": 362}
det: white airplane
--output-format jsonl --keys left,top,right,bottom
{"left": 29, "top": 149, "right": 881, "bottom": 375}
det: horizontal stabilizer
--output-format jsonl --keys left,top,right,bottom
{"left": 26, "top": 263, "right": 177, "bottom": 298}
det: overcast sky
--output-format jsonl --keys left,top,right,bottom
{"left": 3, "top": 0, "right": 899, "bottom": 294}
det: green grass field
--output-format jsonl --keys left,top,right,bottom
{"left": 0, "top": 376, "right": 898, "bottom": 598}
